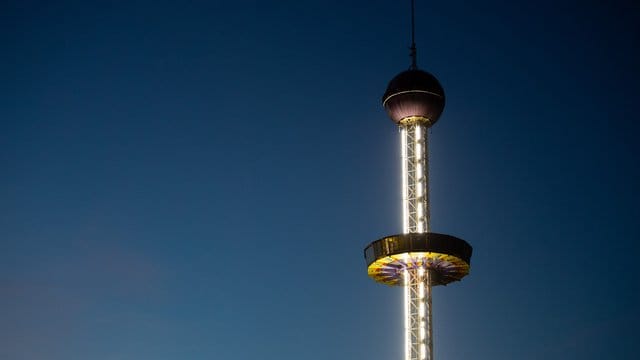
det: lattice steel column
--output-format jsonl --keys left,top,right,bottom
{"left": 403, "top": 265, "right": 434, "bottom": 360}
{"left": 401, "top": 121, "right": 433, "bottom": 360}
{"left": 401, "top": 123, "right": 430, "bottom": 234}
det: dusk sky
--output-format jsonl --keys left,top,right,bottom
{"left": 2, "top": 0, "right": 639, "bottom": 359}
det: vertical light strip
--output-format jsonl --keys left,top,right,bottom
{"left": 401, "top": 127, "right": 409, "bottom": 234}
{"left": 419, "top": 266, "right": 426, "bottom": 360}
{"left": 423, "top": 130, "right": 429, "bottom": 233}
{"left": 425, "top": 270, "right": 432, "bottom": 360}
{"left": 414, "top": 124, "right": 426, "bottom": 233}
{"left": 404, "top": 269, "right": 410, "bottom": 360}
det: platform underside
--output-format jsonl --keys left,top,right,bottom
{"left": 367, "top": 252, "right": 469, "bottom": 286}
{"left": 364, "top": 233, "right": 472, "bottom": 286}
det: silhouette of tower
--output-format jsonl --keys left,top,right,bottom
{"left": 363, "top": 2, "right": 473, "bottom": 360}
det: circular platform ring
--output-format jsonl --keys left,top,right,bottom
{"left": 364, "top": 233, "right": 472, "bottom": 286}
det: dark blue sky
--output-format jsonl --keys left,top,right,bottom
{"left": 2, "top": 1, "right": 639, "bottom": 359}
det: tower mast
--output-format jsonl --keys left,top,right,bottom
{"left": 363, "top": 2, "right": 473, "bottom": 360}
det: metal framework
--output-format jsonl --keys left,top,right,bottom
{"left": 365, "top": 5, "right": 472, "bottom": 358}
{"left": 404, "top": 265, "right": 432, "bottom": 360}
{"left": 365, "top": 108, "right": 472, "bottom": 359}
{"left": 401, "top": 123, "right": 430, "bottom": 234}
{"left": 401, "top": 122, "right": 432, "bottom": 360}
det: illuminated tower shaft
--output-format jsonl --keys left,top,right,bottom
{"left": 405, "top": 267, "right": 432, "bottom": 360}
{"left": 363, "top": 17, "right": 472, "bottom": 360}
{"left": 401, "top": 123, "right": 432, "bottom": 360}
{"left": 401, "top": 124, "right": 429, "bottom": 234}
{"left": 365, "top": 74, "right": 472, "bottom": 360}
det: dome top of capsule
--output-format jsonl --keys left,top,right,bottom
{"left": 382, "top": 69, "right": 445, "bottom": 127}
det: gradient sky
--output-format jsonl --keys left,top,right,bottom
{"left": 2, "top": 1, "right": 639, "bottom": 359}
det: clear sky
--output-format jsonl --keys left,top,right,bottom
{"left": 2, "top": 0, "right": 639, "bottom": 359}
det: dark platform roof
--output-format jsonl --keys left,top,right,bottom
{"left": 365, "top": 232, "right": 472, "bottom": 267}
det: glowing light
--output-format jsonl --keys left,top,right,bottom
{"left": 401, "top": 128, "right": 409, "bottom": 234}
{"left": 398, "top": 121, "right": 434, "bottom": 360}
{"left": 404, "top": 269, "right": 410, "bottom": 360}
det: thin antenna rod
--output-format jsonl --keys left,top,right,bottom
{"left": 410, "top": 0, "right": 417, "bottom": 69}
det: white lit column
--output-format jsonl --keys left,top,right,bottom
{"left": 400, "top": 124, "right": 429, "bottom": 234}
{"left": 401, "top": 122, "right": 433, "bottom": 360}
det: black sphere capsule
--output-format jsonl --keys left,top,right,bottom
{"left": 382, "top": 69, "right": 445, "bottom": 127}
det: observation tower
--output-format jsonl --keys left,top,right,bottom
{"left": 363, "top": 2, "right": 472, "bottom": 360}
